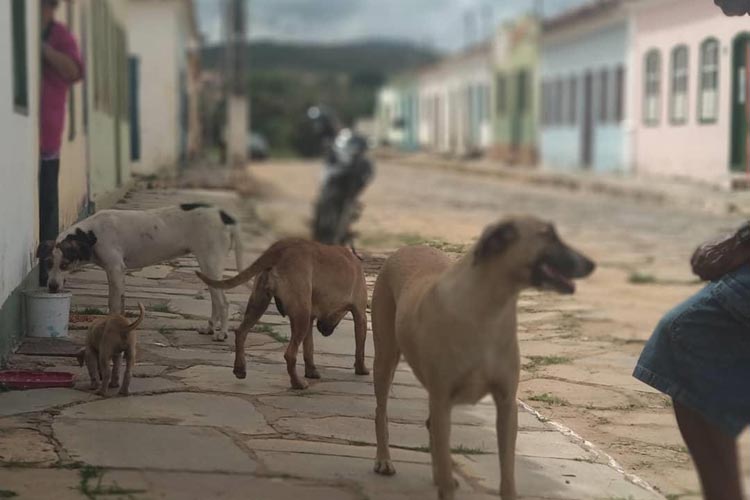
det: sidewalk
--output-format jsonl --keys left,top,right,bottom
{"left": 0, "top": 185, "right": 663, "bottom": 499}
{"left": 376, "top": 150, "right": 750, "bottom": 217}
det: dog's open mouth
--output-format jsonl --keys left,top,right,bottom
{"left": 534, "top": 261, "right": 576, "bottom": 294}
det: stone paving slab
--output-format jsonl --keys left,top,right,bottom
{"left": 61, "top": 392, "right": 273, "bottom": 435}
{"left": 0, "top": 389, "right": 94, "bottom": 418}
{"left": 457, "top": 454, "right": 664, "bottom": 500}
{"left": 54, "top": 419, "right": 257, "bottom": 473}
{"left": 0, "top": 427, "right": 57, "bottom": 465}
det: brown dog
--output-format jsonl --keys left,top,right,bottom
{"left": 197, "top": 238, "right": 369, "bottom": 390}
{"left": 76, "top": 303, "right": 145, "bottom": 397}
{"left": 371, "top": 216, "right": 595, "bottom": 500}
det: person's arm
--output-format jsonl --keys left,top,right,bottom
{"left": 42, "top": 42, "right": 82, "bottom": 82}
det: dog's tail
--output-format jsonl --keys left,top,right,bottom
{"left": 126, "top": 303, "right": 146, "bottom": 332}
{"left": 196, "top": 244, "right": 282, "bottom": 290}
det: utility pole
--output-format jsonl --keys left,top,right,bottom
{"left": 225, "top": 0, "right": 248, "bottom": 169}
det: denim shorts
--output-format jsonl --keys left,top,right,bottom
{"left": 633, "top": 264, "right": 750, "bottom": 437}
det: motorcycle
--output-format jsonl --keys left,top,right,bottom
{"left": 308, "top": 106, "right": 375, "bottom": 246}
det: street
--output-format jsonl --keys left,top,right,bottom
{"left": 250, "top": 159, "right": 750, "bottom": 499}
{"left": 0, "top": 159, "right": 747, "bottom": 499}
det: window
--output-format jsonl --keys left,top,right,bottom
{"left": 497, "top": 74, "right": 507, "bottom": 115}
{"left": 670, "top": 45, "right": 689, "bottom": 124}
{"left": 698, "top": 38, "right": 719, "bottom": 123}
{"left": 517, "top": 70, "right": 529, "bottom": 113}
{"left": 643, "top": 49, "right": 661, "bottom": 125}
{"left": 615, "top": 65, "right": 625, "bottom": 122}
{"left": 66, "top": 1, "right": 76, "bottom": 141}
{"left": 541, "top": 82, "right": 549, "bottom": 125}
{"left": 568, "top": 75, "right": 577, "bottom": 125}
{"left": 11, "top": 0, "right": 28, "bottom": 112}
{"left": 599, "top": 69, "right": 609, "bottom": 123}
{"left": 555, "top": 78, "right": 564, "bottom": 125}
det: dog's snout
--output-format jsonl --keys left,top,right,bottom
{"left": 48, "top": 281, "right": 60, "bottom": 293}
{"left": 574, "top": 253, "right": 596, "bottom": 278}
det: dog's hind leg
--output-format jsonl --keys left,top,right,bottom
{"left": 109, "top": 354, "right": 121, "bottom": 388}
{"left": 372, "top": 282, "right": 399, "bottom": 476}
{"left": 196, "top": 253, "right": 230, "bottom": 342}
{"left": 119, "top": 345, "right": 135, "bottom": 397}
{"left": 285, "top": 311, "right": 313, "bottom": 390}
{"left": 303, "top": 323, "right": 320, "bottom": 379}
{"left": 233, "top": 272, "right": 272, "bottom": 380}
{"left": 85, "top": 348, "right": 99, "bottom": 390}
{"left": 493, "top": 391, "right": 518, "bottom": 500}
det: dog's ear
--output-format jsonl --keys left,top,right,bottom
{"left": 36, "top": 241, "right": 55, "bottom": 260}
{"left": 85, "top": 230, "right": 97, "bottom": 246}
{"left": 474, "top": 222, "right": 519, "bottom": 263}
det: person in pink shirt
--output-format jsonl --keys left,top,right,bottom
{"left": 39, "top": 0, "right": 83, "bottom": 286}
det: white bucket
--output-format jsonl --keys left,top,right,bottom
{"left": 24, "top": 289, "right": 72, "bottom": 338}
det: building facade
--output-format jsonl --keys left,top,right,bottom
{"left": 631, "top": 0, "right": 750, "bottom": 187}
{"left": 0, "top": 0, "right": 42, "bottom": 362}
{"left": 539, "top": 1, "right": 632, "bottom": 173}
{"left": 0, "top": 0, "right": 135, "bottom": 364}
{"left": 492, "top": 16, "right": 540, "bottom": 165}
{"left": 418, "top": 43, "right": 493, "bottom": 157}
{"left": 127, "top": 0, "right": 202, "bottom": 175}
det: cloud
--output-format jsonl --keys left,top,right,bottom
{"left": 195, "top": 0, "right": 588, "bottom": 51}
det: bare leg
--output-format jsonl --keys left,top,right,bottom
{"left": 233, "top": 273, "right": 272, "bottom": 379}
{"left": 303, "top": 324, "right": 321, "bottom": 379}
{"left": 674, "top": 400, "right": 743, "bottom": 500}
{"left": 493, "top": 392, "right": 518, "bottom": 500}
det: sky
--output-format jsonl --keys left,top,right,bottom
{"left": 195, "top": 0, "right": 589, "bottom": 52}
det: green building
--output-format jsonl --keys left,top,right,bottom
{"left": 492, "top": 17, "right": 540, "bottom": 165}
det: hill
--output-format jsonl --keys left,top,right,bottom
{"left": 201, "top": 39, "right": 438, "bottom": 76}
{"left": 200, "top": 39, "right": 438, "bottom": 156}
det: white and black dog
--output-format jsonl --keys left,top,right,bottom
{"left": 37, "top": 203, "right": 243, "bottom": 341}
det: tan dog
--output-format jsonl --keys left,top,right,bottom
{"left": 371, "top": 216, "right": 595, "bottom": 500}
{"left": 76, "top": 303, "right": 145, "bottom": 397}
{"left": 197, "top": 238, "right": 369, "bottom": 390}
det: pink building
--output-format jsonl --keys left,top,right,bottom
{"left": 631, "top": 0, "right": 750, "bottom": 188}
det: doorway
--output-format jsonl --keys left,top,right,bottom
{"left": 581, "top": 71, "right": 594, "bottom": 168}
{"left": 731, "top": 33, "right": 750, "bottom": 173}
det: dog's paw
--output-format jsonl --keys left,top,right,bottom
{"left": 96, "top": 389, "right": 109, "bottom": 398}
{"left": 109, "top": 380, "right": 120, "bottom": 389}
{"left": 212, "top": 332, "right": 228, "bottom": 342}
{"left": 304, "top": 367, "right": 321, "bottom": 379}
{"left": 118, "top": 389, "right": 130, "bottom": 397}
{"left": 374, "top": 459, "right": 396, "bottom": 476}
{"left": 354, "top": 365, "right": 370, "bottom": 376}
{"left": 290, "top": 379, "right": 309, "bottom": 390}
{"left": 233, "top": 366, "right": 247, "bottom": 379}
{"left": 88, "top": 382, "right": 99, "bottom": 391}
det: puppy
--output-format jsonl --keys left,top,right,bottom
{"left": 197, "top": 238, "right": 369, "bottom": 390}
{"left": 77, "top": 303, "right": 145, "bottom": 397}
{"left": 37, "top": 203, "right": 243, "bottom": 341}
{"left": 371, "top": 216, "right": 595, "bottom": 500}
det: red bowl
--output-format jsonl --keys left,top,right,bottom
{"left": 0, "top": 371, "right": 75, "bottom": 390}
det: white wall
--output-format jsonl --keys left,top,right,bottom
{"left": 0, "top": 1, "right": 41, "bottom": 355}
{"left": 128, "top": 0, "right": 181, "bottom": 175}
{"left": 631, "top": 0, "right": 750, "bottom": 186}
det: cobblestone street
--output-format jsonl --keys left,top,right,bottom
{"left": 0, "top": 160, "right": 746, "bottom": 499}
